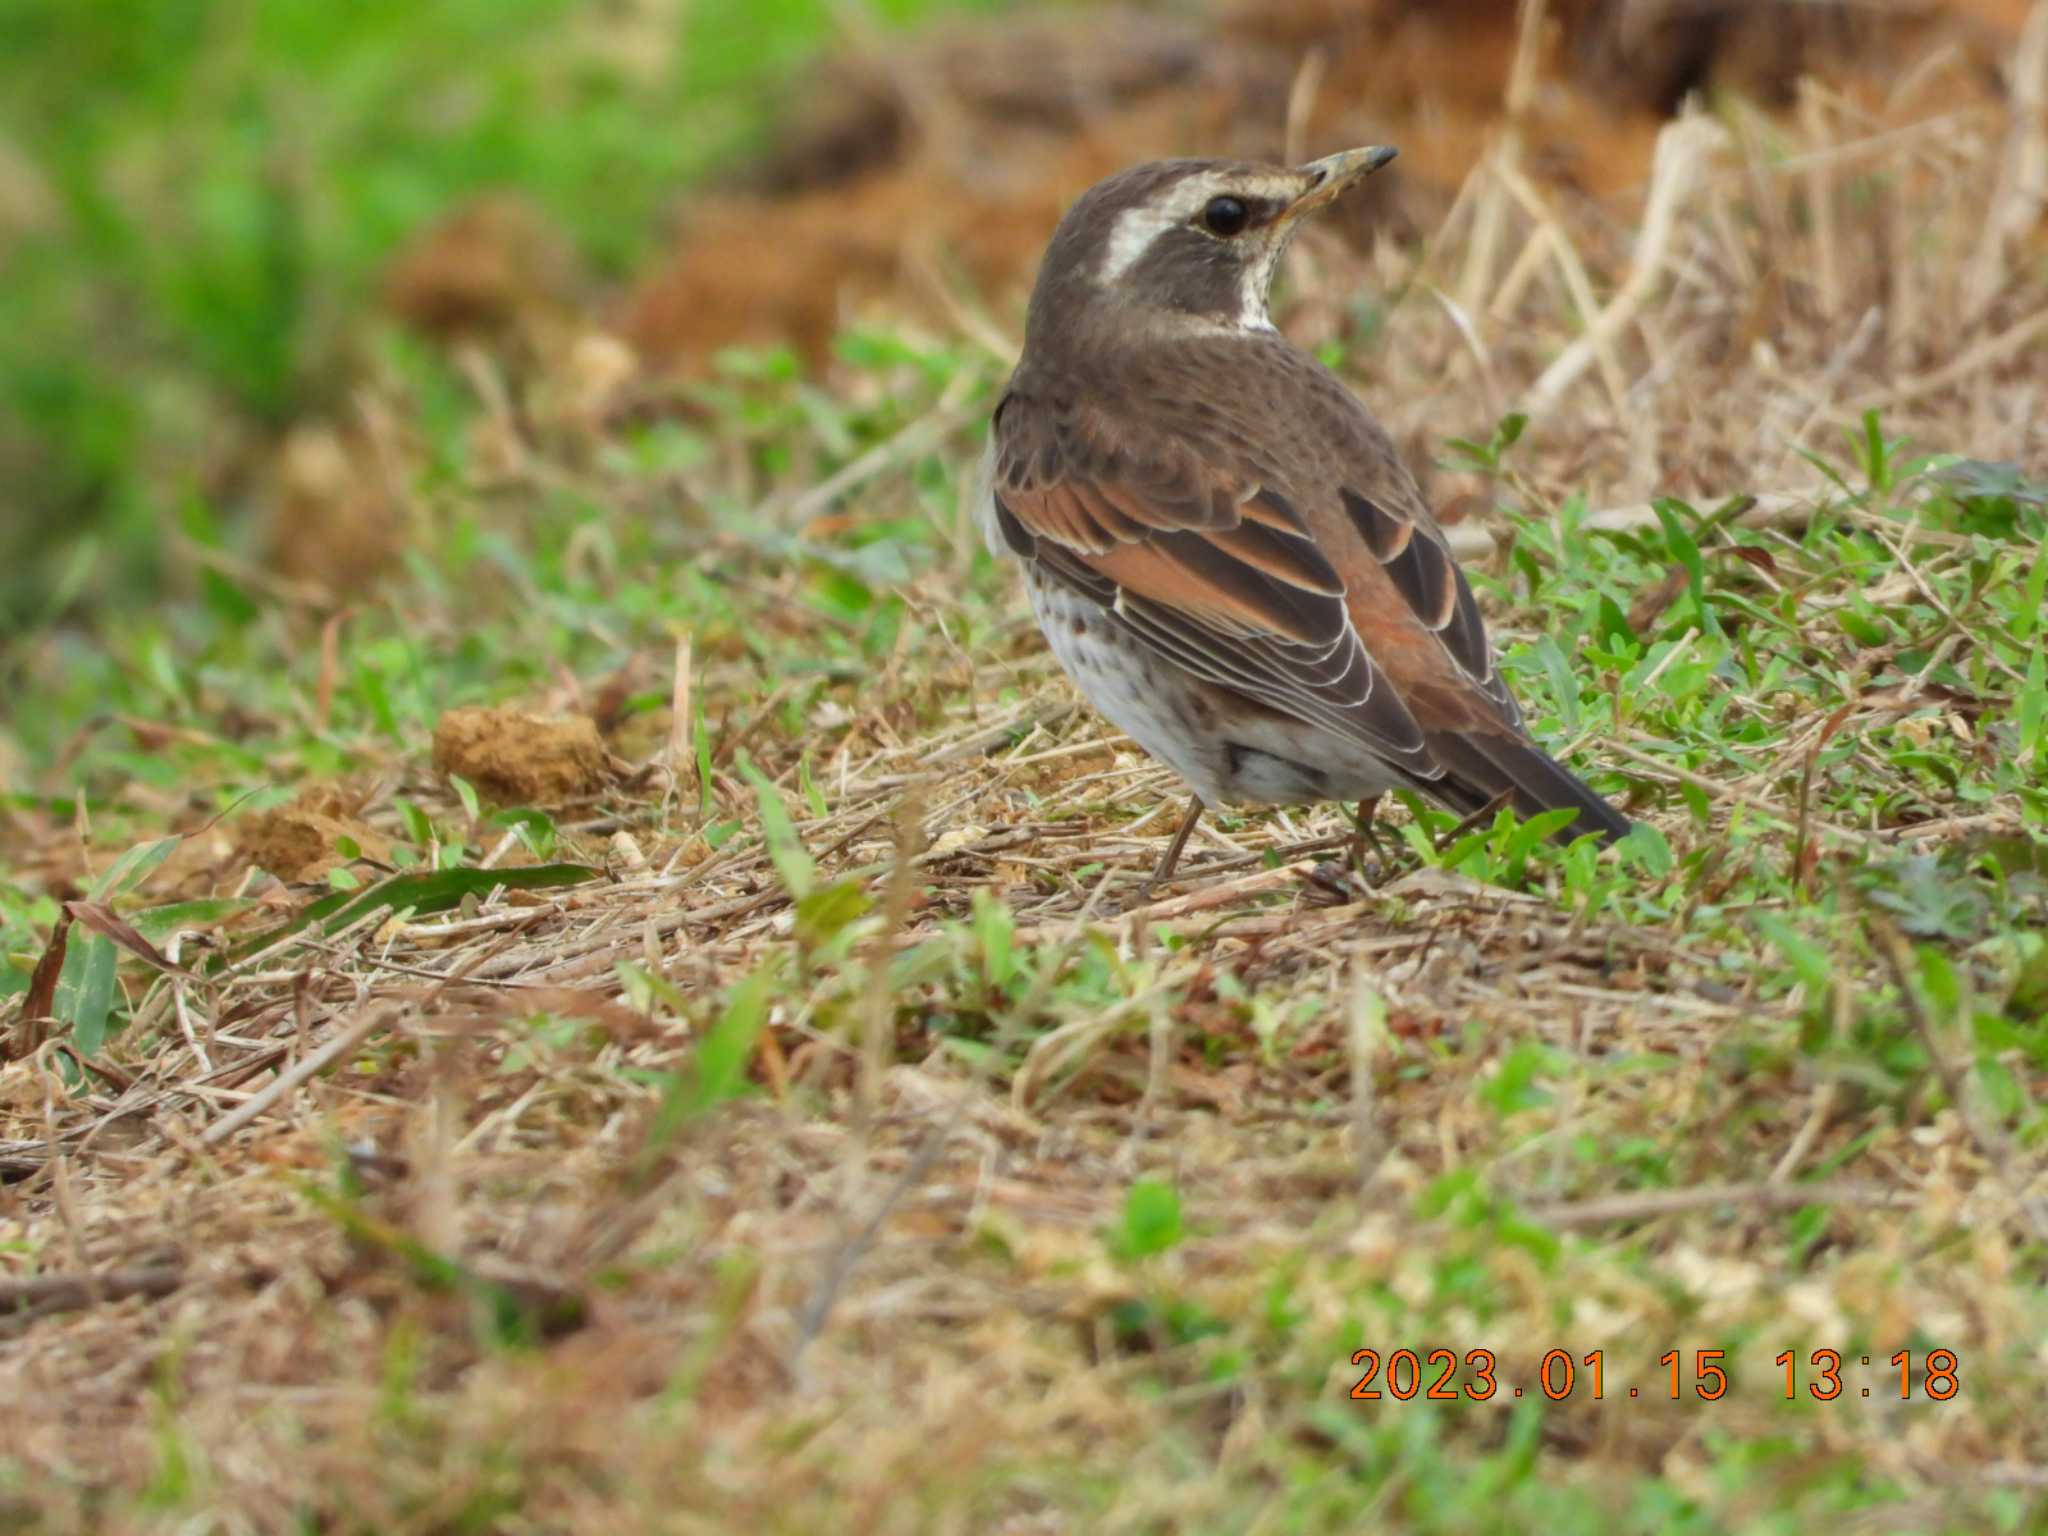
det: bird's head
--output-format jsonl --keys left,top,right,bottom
{"left": 1024, "top": 146, "right": 1398, "bottom": 345}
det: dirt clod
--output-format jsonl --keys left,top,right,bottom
{"left": 431, "top": 706, "right": 610, "bottom": 805}
{"left": 383, "top": 193, "right": 582, "bottom": 342}
{"left": 239, "top": 785, "right": 393, "bottom": 884}
{"left": 262, "top": 423, "right": 405, "bottom": 598}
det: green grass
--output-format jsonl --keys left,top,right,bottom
{"left": 3, "top": 9, "right": 2048, "bottom": 1526}
{"left": 0, "top": 0, "right": 997, "bottom": 632}
{"left": 3, "top": 299, "right": 2043, "bottom": 1525}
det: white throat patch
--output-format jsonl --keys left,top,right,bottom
{"left": 1237, "top": 241, "right": 1283, "bottom": 332}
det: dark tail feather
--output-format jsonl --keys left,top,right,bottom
{"left": 1424, "top": 731, "right": 1631, "bottom": 846}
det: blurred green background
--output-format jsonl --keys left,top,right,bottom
{"left": 0, "top": 0, "right": 991, "bottom": 638}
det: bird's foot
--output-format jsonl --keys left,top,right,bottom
{"left": 1306, "top": 860, "right": 1376, "bottom": 905}
{"left": 1343, "top": 796, "right": 1398, "bottom": 886}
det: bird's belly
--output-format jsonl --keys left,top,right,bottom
{"left": 1024, "top": 573, "right": 1408, "bottom": 808}
{"left": 1027, "top": 577, "right": 1226, "bottom": 799}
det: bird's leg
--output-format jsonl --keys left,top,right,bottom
{"left": 1139, "top": 797, "right": 1205, "bottom": 899}
{"left": 1346, "top": 795, "right": 1390, "bottom": 878}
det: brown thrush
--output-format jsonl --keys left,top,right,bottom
{"left": 977, "top": 148, "right": 1631, "bottom": 888}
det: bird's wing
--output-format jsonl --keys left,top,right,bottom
{"left": 1333, "top": 450, "right": 1633, "bottom": 843}
{"left": 1325, "top": 470, "right": 1523, "bottom": 732}
{"left": 987, "top": 374, "right": 1520, "bottom": 788}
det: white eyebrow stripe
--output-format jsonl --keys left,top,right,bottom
{"left": 1095, "top": 173, "right": 1234, "bottom": 284}
{"left": 1098, "top": 202, "right": 1183, "bottom": 284}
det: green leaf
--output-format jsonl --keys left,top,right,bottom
{"left": 1531, "top": 635, "right": 1582, "bottom": 734}
{"left": 1859, "top": 854, "right": 1988, "bottom": 941}
{"left": 798, "top": 753, "right": 828, "bottom": 818}
{"left": 1651, "top": 498, "right": 1708, "bottom": 627}
{"left": 1114, "top": 1179, "right": 1185, "bottom": 1260}
{"left": 449, "top": 774, "right": 481, "bottom": 825}
{"left": 1442, "top": 412, "right": 1528, "bottom": 473}
{"left": 614, "top": 960, "right": 682, "bottom": 1016}
{"left": 129, "top": 899, "right": 260, "bottom": 942}
{"left": 298, "top": 1180, "right": 585, "bottom": 1350}
{"left": 89, "top": 836, "right": 182, "bottom": 901}
{"left": 973, "top": 889, "right": 1015, "bottom": 990}
{"left": 2021, "top": 531, "right": 2048, "bottom": 643}
{"left": 395, "top": 798, "right": 435, "bottom": 847}
{"left": 54, "top": 933, "right": 118, "bottom": 1056}
{"left": 200, "top": 566, "right": 259, "bottom": 627}
{"left": 2015, "top": 646, "right": 2046, "bottom": 766}
{"left": 1497, "top": 807, "right": 1579, "bottom": 883}
{"left": 691, "top": 969, "right": 773, "bottom": 1114}
{"left": 218, "top": 864, "right": 601, "bottom": 969}
{"left": 694, "top": 692, "right": 715, "bottom": 819}
{"left": 1595, "top": 595, "right": 1637, "bottom": 648}
{"left": 738, "top": 756, "right": 814, "bottom": 900}
{"left": 1438, "top": 826, "right": 1494, "bottom": 874}
{"left": 1393, "top": 792, "right": 1453, "bottom": 863}
{"left": 1478, "top": 1040, "right": 1560, "bottom": 1115}
{"left": 1618, "top": 821, "right": 1673, "bottom": 877}
{"left": 1937, "top": 457, "right": 2048, "bottom": 506}
{"left": 1859, "top": 408, "right": 1891, "bottom": 493}
{"left": 1916, "top": 947, "right": 1962, "bottom": 1018}
{"left": 793, "top": 879, "right": 871, "bottom": 947}
{"left": 1443, "top": 437, "right": 1490, "bottom": 471}
{"left": 1755, "top": 912, "right": 1832, "bottom": 999}
{"left": 637, "top": 967, "right": 776, "bottom": 1176}
{"left": 1834, "top": 607, "right": 1889, "bottom": 647}
{"left": 492, "top": 806, "right": 558, "bottom": 861}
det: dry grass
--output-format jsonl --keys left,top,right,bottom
{"left": 5, "top": 5, "right": 2048, "bottom": 1531}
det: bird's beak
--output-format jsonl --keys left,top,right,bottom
{"left": 1281, "top": 145, "right": 1399, "bottom": 224}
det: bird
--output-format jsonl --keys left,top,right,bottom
{"left": 975, "top": 146, "right": 1631, "bottom": 890}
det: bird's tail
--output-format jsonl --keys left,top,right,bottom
{"left": 1424, "top": 730, "right": 1631, "bottom": 846}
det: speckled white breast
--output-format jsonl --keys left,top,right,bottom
{"left": 1023, "top": 567, "right": 1235, "bottom": 803}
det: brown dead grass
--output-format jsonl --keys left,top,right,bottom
{"left": 6, "top": 0, "right": 2048, "bottom": 1528}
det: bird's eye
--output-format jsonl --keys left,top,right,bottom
{"left": 1200, "top": 196, "right": 1249, "bottom": 237}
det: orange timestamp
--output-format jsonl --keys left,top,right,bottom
{"left": 1348, "top": 1348, "right": 1961, "bottom": 1403}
